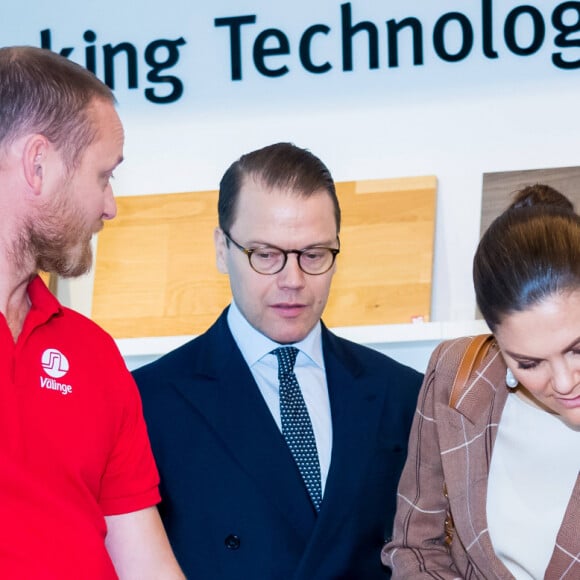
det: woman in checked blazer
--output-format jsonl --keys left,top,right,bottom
{"left": 383, "top": 184, "right": 580, "bottom": 579}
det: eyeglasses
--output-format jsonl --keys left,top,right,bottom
{"left": 223, "top": 231, "right": 340, "bottom": 275}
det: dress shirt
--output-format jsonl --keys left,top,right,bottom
{"left": 227, "top": 301, "right": 332, "bottom": 494}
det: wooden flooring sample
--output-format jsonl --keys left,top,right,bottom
{"left": 92, "top": 176, "right": 436, "bottom": 338}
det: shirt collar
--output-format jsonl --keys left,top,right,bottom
{"left": 227, "top": 300, "right": 324, "bottom": 369}
{"left": 17, "top": 275, "right": 62, "bottom": 341}
{"left": 28, "top": 275, "right": 61, "bottom": 318}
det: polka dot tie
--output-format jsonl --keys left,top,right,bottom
{"left": 273, "top": 346, "right": 322, "bottom": 512}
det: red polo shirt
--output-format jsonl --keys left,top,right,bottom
{"left": 0, "top": 276, "right": 160, "bottom": 578}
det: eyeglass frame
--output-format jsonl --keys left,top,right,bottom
{"left": 222, "top": 230, "right": 340, "bottom": 276}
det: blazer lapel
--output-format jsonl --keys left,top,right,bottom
{"left": 545, "top": 474, "right": 580, "bottom": 577}
{"left": 171, "top": 313, "right": 316, "bottom": 540}
{"left": 436, "top": 347, "right": 513, "bottom": 579}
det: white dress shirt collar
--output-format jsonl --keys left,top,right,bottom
{"left": 226, "top": 300, "right": 324, "bottom": 369}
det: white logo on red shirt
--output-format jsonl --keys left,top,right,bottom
{"left": 41, "top": 348, "right": 69, "bottom": 378}
{"left": 40, "top": 349, "right": 73, "bottom": 395}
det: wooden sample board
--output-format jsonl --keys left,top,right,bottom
{"left": 92, "top": 176, "right": 437, "bottom": 338}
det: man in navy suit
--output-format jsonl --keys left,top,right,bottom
{"left": 133, "top": 142, "right": 422, "bottom": 579}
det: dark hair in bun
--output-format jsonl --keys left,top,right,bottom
{"left": 473, "top": 183, "right": 580, "bottom": 330}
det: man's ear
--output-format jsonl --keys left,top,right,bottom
{"left": 214, "top": 227, "right": 229, "bottom": 274}
{"left": 22, "top": 135, "right": 49, "bottom": 194}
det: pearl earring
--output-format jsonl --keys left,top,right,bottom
{"left": 506, "top": 368, "right": 518, "bottom": 389}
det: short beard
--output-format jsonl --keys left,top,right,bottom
{"left": 15, "top": 196, "right": 95, "bottom": 279}
{"left": 31, "top": 225, "right": 93, "bottom": 278}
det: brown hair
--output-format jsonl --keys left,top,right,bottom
{"left": 0, "top": 46, "right": 115, "bottom": 169}
{"left": 473, "top": 184, "right": 580, "bottom": 331}
{"left": 218, "top": 142, "right": 341, "bottom": 234}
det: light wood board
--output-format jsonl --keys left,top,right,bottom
{"left": 39, "top": 271, "right": 57, "bottom": 294}
{"left": 92, "top": 176, "right": 437, "bottom": 338}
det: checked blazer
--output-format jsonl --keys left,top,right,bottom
{"left": 383, "top": 336, "right": 580, "bottom": 579}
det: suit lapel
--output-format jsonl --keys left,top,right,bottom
{"left": 322, "top": 333, "right": 384, "bottom": 508}
{"left": 545, "top": 472, "right": 580, "bottom": 576}
{"left": 437, "top": 402, "right": 504, "bottom": 574}
{"left": 170, "top": 313, "right": 316, "bottom": 539}
{"left": 437, "top": 348, "right": 513, "bottom": 578}
{"left": 301, "top": 328, "right": 387, "bottom": 550}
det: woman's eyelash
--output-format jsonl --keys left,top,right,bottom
{"left": 517, "top": 361, "right": 539, "bottom": 370}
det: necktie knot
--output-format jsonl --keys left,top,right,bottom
{"left": 272, "top": 346, "right": 299, "bottom": 378}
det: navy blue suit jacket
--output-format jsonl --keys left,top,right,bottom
{"left": 134, "top": 308, "right": 422, "bottom": 579}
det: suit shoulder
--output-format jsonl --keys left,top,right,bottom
{"left": 132, "top": 334, "right": 204, "bottom": 384}
{"left": 328, "top": 331, "right": 423, "bottom": 383}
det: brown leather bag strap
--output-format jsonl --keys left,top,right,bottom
{"left": 449, "top": 334, "right": 494, "bottom": 409}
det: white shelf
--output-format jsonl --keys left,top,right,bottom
{"left": 115, "top": 319, "right": 490, "bottom": 358}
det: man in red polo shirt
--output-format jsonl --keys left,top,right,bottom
{"left": 0, "top": 46, "right": 184, "bottom": 579}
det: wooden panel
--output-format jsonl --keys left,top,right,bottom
{"left": 39, "top": 271, "right": 57, "bottom": 294}
{"left": 92, "top": 189, "right": 230, "bottom": 338}
{"left": 92, "top": 176, "right": 437, "bottom": 338}
{"left": 325, "top": 177, "right": 436, "bottom": 328}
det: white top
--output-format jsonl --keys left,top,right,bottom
{"left": 227, "top": 301, "right": 333, "bottom": 494}
{"left": 487, "top": 391, "right": 580, "bottom": 579}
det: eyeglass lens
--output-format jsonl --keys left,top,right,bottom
{"left": 250, "top": 247, "right": 335, "bottom": 274}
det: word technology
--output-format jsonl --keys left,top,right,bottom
{"left": 215, "top": 1, "right": 580, "bottom": 80}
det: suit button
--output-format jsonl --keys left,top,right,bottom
{"left": 224, "top": 534, "right": 240, "bottom": 550}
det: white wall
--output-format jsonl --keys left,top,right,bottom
{"left": 4, "top": 0, "right": 579, "bottom": 371}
